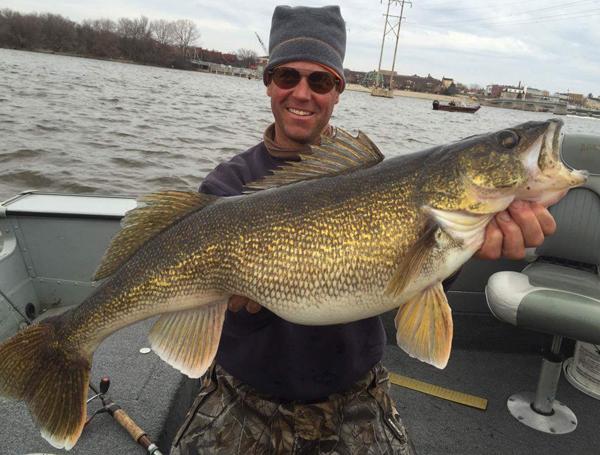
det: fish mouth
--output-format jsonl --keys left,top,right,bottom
{"left": 518, "top": 118, "right": 588, "bottom": 203}
{"left": 522, "top": 118, "right": 561, "bottom": 173}
{"left": 541, "top": 118, "right": 564, "bottom": 169}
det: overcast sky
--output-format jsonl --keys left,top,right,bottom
{"left": 3, "top": 0, "right": 599, "bottom": 95}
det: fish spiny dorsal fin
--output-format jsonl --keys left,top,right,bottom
{"left": 243, "top": 128, "right": 384, "bottom": 192}
{"left": 93, "top": 191, "right": 218, "bottom": 280}
{"left": 385, "top": 221, "right": 438, "bottom": 297}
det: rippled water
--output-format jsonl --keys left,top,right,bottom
{"left": 1, "top": 48, "right": 599, "bottom": 200}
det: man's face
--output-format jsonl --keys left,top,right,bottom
{"left": 267, "top": 61, "right": 340, "bottom": 147}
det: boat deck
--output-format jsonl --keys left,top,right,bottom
{"left": 3, "top": 311, "right": 598, "bottom": 455}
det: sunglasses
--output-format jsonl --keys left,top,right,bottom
{"left": 268, "top": 67, "right": 340, "bottom": 94}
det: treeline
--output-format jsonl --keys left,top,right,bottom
{"left": 0, "top": 9, "right": 258, "bottom": 69}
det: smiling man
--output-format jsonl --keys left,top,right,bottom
{"left": 170, "top": 6, "right": 417, "bottom": 454}
{"left": 170, "top": 5, "right": 556, "bottom": 455}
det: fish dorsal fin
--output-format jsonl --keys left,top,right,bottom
{"left": 244, "top": 128, "right": 384, "bottom": 192}
{"left": 93, "top": 191, "right": 217, "bottom": 280}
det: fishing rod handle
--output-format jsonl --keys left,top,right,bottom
{"left": 112, "top": 408, "right": 146, "bottom": 443}
{"left": 112, "top": 412, "right": 164, "bottom": 454}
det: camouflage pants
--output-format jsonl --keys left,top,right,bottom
{"left": 170, "top": 363, "right": 416, "bottom": 455}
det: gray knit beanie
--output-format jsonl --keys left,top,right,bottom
{"left": 263, "top": 5, "right": 346, "bottom": 91}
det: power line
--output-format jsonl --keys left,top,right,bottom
{"left": 418, "top": 0, "right": 600, "bottom": 25}
{"left": 419, "top": 0, "right": 594, "bottom": 13}
{"left": 419, "top": 0, "right": 554, "bottom": 12}
{"left": 410, "top": 6, "right": 600, "bottom": 28}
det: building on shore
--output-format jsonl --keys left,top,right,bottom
{"left": 556, "top": 92, "right": 586, "bottom": 107}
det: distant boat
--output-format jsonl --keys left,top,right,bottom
{"left": 433, "top": 99, "right": 480, "bottom": 113}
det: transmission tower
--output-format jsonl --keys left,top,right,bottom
{"left": 372, "top": 0, "right": 412, "bottom": 98}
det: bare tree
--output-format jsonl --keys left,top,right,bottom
{"left": 80, "top": 18, "right": 120, "bottom": 57}
{"left": 150, "top": 19, "right": 175, "bottom": 46}
{"left": 117, "top": 16, "right": 152, "bottom": 61}
{"left": 0, "top": 10, "right": 42, "bottom": 49}
{"left": 82, "top": 18, "right": 116, "bottom": 33}
{"left": 236, "top": 48, "right": 258, "bottom": 68}
{"left": 117, "top": 16, "right": 150, "bottom": 40}
{"left": 172, "top": 19, "right": 200, "bottom": 57}
{"left": 39, "top": 13, "right": 77, "bottom": 52}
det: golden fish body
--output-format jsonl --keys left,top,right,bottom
{"left": 0, "top": 119, "right": 587, "bottom": 449}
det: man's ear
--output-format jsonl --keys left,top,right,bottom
{"left": 267, "top": 83, "right": 273, "bottom": 97}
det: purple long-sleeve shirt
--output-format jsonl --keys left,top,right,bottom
{"left": 200, "top": 141, "right": 386, "bottom": 403}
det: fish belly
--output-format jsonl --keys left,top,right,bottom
{"left": 269, "top": 227, "right": 482, "bottom": 326}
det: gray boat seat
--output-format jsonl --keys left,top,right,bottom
{"left": 486, "top": 265, "right": 600, "bottom": 345}
{"left": 485, "top": 133, "right": 600, "bottom": 434}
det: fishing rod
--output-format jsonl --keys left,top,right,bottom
{"left": 85, "top": 376, "right": 164, "bottom": 455}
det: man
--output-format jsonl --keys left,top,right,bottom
{"left": 171, "top": 5, "right": 556, "bottom": 454}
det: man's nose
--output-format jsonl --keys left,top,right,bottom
{"left": 291, "top": 76, "right": 312, "bottom": 100}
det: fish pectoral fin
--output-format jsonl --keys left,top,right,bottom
{"left": 149, "top": 300, "right": 228, "bottom": 378}
{"left": 422, "top": 205, "right": 492, "bottom": 244}
{"left": 385, "top": 223, "right": 437, "bottom": 297}
{"left": 243, "top": 128, "right": 384, "bottom": 192}
{"left": 394, "top": 283, "right": 453, "bottom": 369}
{"left": 94, "top": 191, "right": 218, "bottom": 280}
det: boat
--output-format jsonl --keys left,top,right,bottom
{"left": 433, "top": 99, "right": 480, "bottom": 113}
{"left": 1, "top": 134, "right": 600, "bottom": 454}
{"left": 371, "top": 86, "right": 394, "bottom": 98}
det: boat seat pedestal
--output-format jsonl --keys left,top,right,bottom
{"left": 506, "top": 335, "right": 577, "bottom": 434}
{"left": 485, "top": 264, "right": 600, "bottom": 434}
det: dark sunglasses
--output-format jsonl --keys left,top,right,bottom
{"left": 268, "top": 67, "right": 340, "bottom": 94}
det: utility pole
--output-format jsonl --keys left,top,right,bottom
{"left": 372, "top": 0, "right": 412, "bottom": 98}
{"left": 254, "top": 32, "right": 268, "bottom": 56}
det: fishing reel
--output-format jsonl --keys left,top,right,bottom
{"left": 86, "top": 376, "right": 112, "bottom": 424}
{"left": 86, "top": 376, "right": 163, "bottom": 455}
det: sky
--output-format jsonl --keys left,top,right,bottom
{"left": 3, "top": 0, "right": 599, "bottom": 95}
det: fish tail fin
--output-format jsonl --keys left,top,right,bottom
{"left": 0, "top": 321, "right": 90, "bottom": 450}
{"left": 149, "top": 300, "right": 228, "bottom": 378}
{"left": 394, "top": 282, "right": 453, "bottom": 369}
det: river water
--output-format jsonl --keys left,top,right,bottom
{"left": 1, "top": 48, "right": 599, "bottom": 200}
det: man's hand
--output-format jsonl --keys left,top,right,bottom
{"left": 475, "top": 200, "right": 557, "bottom": 260}
{"left": 228, "top": 295, "right": 262, "bottom": 313}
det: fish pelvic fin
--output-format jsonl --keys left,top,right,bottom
{"left": 148, "top": 300, "right": 228, "bottom": 378}
{"left": 394, "top": 283, "right": 453, "bottom": 369}
{"left": 385, "top": 223, "right": 438, "bottom": 297}
{"left": 243, "top": 128, "right": 384, "bottom": 192}
{"left": 0, "top": 322, "right": 90, "bottom": 450}
{"left": 94, "top": 191, "right": 218, "bottom": 280}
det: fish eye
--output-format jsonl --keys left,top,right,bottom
{"left": 498, "top": 130, "right": 519, "bottom": 148}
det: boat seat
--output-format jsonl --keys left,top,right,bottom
{"left": 487, "top": 265, "right": 600, "bottom": 346}
{"left": 485, "top": 133, "right": 600, "bottom": 434}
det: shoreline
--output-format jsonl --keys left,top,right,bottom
{"left": 345, "top": 83, "right": 472, "bottom": 102}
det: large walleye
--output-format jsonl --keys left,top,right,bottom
{"left": 0, "top": 119, "right": 587, "bottom": 449}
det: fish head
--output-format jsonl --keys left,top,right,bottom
{"left": 442, "top": 118, "right": 587, "bottom": 213}
{"left": 512, "top": 118, "right": 588, "bottom": 205}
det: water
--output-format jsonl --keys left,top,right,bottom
{"left": 1, "top": 48, "right": 599, "bottom": 200}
